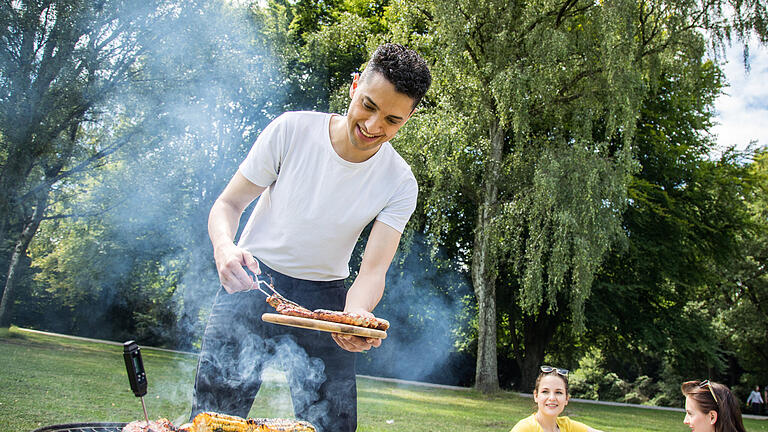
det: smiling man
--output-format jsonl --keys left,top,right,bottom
{"left": 190, "top": 44, "right": 431, "bottom": 432}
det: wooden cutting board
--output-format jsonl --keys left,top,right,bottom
{"left": 262, "top": 313, "right": 388, "bottom": 339}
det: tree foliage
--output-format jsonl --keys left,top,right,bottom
{"left": 0, "top": 0, "right": 184, "bottom": 326}
{"left": 716, "top": 149, "right": 768, "bottom": 392}
{"left": 6, "top": 0, "right": 284, "bottom": 345}
{"left": 256, "top": 0, "right": 389, "bottom": 111}
{"left": 387, "top": 0, "right": 767, "bottom": 392}
{"left": 3, "top": 0, "right": 768, "bottom": 399}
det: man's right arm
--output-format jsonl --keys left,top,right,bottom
{"left": 209, "top": 171, "right": 267, "bottom": 293}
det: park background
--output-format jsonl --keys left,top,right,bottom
{"left": 1, "top": 0, "right": 768, "bottom": 415}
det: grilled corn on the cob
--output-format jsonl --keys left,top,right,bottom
{"left": 178, "top": 412, "right": 316, "bottom": 432}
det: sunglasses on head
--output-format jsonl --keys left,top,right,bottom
{"left": 540, "top": 365, "right": 569, "bottom": 376}
{"left": 699, "top": 380, "right": 718, "bottom": 404}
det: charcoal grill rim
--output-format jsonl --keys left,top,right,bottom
{"left": 30, "top": 421, "right": 127, "bottom": 432}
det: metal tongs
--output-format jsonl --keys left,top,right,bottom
{"left": 244, "top": 267, "right": 303, "bottom": 308}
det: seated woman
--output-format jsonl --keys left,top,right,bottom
{"left": 511, "top": 366, "right": 603, "bottom": 432}
{"left": 681, "top": 380, "right": 746, "bottom": 432}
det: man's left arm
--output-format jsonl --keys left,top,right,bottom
{"left": 331, "top": 220, "right": 402, "bottom": 352}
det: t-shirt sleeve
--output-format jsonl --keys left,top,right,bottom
{"left": 375, "top": 172, "right": 418, "bottom": 233}
{"left": 239, "top": 114, "right": 289, "bottom": 187}
{"left": 561, "top": 417, "right": 590, "bottom": 432}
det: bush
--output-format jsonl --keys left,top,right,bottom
{"left": 634, "top": 375, "right": 658, "bottom": 398}
{"left": 623, "top": 391, "right": 645, "bottom": 404}
{"left": 569, "top": 370, "right": 599, "bottom": 400}
{"left": 599, "top": 372, "right": 631, "bottom": 401}
{"left": 568, "top": 350, "right": 674, "bottom": 406}
{"left": 649, "top": 393, "right": 675, "bottom": 407}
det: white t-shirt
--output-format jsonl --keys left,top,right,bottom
{"left": 237, "top": 111, "right": 418, "bottom": 281}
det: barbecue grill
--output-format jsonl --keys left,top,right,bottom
{"left": 31, "top": 422, "right": 127, "bottom": 432}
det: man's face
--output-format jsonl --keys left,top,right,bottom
{"left": 345, "top": 71, "right": 415, "bottom": 154}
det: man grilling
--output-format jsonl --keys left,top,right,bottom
{"left": 191, "top": 43, "right": 431, "bottom": 432}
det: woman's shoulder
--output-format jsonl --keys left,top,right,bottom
{"left": 510, "top": 414, "right": 539, "bottom": 432}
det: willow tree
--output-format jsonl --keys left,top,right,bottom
{"left": 388, "top": 0, "right": 767, "bottom": 392}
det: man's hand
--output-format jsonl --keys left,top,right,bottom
{"left": 331, "top": 333, "right": 382, "bottom": 352}
{"left": 331, "top": 307, "right": 383, "bottom": 352}
{"left": 214, "top": 243, "right": 261, "bottom": 294}
{"left": 208, "top": 171, "right": 266, "bottom": 294}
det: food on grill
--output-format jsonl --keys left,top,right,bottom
{"left": 178, "top": 412, "right": 316, "bottom": 432}
{"left": 123, "top": 418, "right": 177, "bottom": 432}
{"left": 267, "top": 294, "right": 389, "bottom": 331}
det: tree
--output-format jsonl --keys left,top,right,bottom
{"left": 717, "top": 148, "right": 768, "bottom": 389}
{"left": 20, "top": 0, "right": 284, "bottom": 346}
{"left": 580, "top": 55, "right": 730, "bottom": 378}
{"left": 388, "top": 0, "right": 768, "bottom": 392}
{"left": 257, "top": 0, "right": 388, "bottom": 112}
{"left": 0, "top": 0, "right": 177, "bottom": 326}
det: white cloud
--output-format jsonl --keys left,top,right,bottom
{"left": 711, "top": 39, "right": 768, "bottom": 153}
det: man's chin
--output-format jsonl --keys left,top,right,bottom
{"left": 350, "top": 137, "right": 382, "bottom": 152}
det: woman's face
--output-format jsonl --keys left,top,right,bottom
{"left": 534, "top": 375, "right": 569, "bottom": 418}
{"left": 683, "top": 395, "right": 716, "bottom": 432}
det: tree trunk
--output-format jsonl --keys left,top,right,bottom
{"left": 0, "top": 144, "right": 35, "bottom": 259}
{"left": 472, "top": 120, "right": 505, "bottom": 393}
{"left": 515, "top": 313, "right": 557, "bottom": 391}
{"left": 0, "top": 192, "right": 48, "bottom": 327}
{"left": 472, "top": 223, "right": 499, "bottom": 393}
{"left": 0, "top": 154, "right": 30, "bottom": 300}
{"left": 510, "top": 306, "right": 570, "bottom": 392}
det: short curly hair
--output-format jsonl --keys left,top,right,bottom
{"left": 362, "top": 43, "right": 431, "bottom": 109}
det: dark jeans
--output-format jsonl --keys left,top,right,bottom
{"left": 191, "top": 264, "right": 356, "bottom": 432}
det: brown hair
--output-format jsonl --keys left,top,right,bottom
{"left": 534, "top": 370, "right": 569, "bottom": 395}
{"left": 681, "top": 380, "right": 746, "bottom": 432}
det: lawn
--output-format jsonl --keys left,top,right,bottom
{"left": 1, "top": 326, "right": 766, "bottom": 432}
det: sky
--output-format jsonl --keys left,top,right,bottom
{"left": 711, "top": 39, "right": 768, "bottom": 153}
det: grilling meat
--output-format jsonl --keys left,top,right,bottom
{"left": 266, "top": 294, "right": 389, "bottom": 331}
{"left": 178, "top": 412, "right": 316, "bottom": 432}
{"left": 123, "top": 418, "right": 177, "bottom": 432}
{"left": 313, "top": 309, "right": 389, "bottom": 331}
{"left": 267, "top": 295, "right": 315, "bottom": 319}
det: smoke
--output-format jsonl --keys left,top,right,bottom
{"left": 358, "top": 233, "right": 475, "bottom": 387}
{"left": 26, "top": 0, "right": 286, "bottom": 348}
{"left": 269, "top": 337, "right": 330, "bottom": 425}
{"left": 16, "top": 0, "right": 314, "bottom": 420}
{"left": 21, "top": 0, "right": 474, "bottom": 425}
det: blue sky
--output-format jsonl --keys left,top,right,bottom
{"left": 711, "top": 39, "right": 768, "bottom": 153}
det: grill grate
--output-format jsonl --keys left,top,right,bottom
{"left": 31, "top": 422, "right": 127, "bottom": 432}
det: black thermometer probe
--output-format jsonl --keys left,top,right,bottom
{"left": 123, "top": 340, "right": 150, "bottom": 425}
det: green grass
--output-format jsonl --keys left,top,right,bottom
{"left": 1, "top": 326, "right": 766, "bottom": 432}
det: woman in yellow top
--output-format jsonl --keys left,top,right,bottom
{"left": 511, "top": 366, "right": 604, "bottom": 432}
